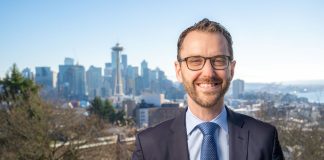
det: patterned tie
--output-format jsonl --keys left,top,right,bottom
{"left": 197, "top": 122, "right": 219, "bottom": 160}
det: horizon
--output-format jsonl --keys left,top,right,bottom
{"left": 1, "top": 1, "right": 324, "bottom": 83}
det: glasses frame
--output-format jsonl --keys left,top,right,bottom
{"left": 178, "top": 55, "right": 233, "bottom": 71}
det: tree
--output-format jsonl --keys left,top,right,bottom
{"left": 104, "top": 99, "right": 116, "bottom": 123}
{"left": 88, "top": 97, "right": 116, "bottom": 123}
{"left": 0, "top": 64, "right": 39, "bottom": 109}
{"left": 115, "top": 110, "right": 126, "bottom": 125}
{"left": 0, "top": 65, "right": 111, "bottom": 159}
{"left": 0, "top": 65, "right": 51, "bottom": 159}
{"left": 88, "top": 97, "right": 128, "bottom": 125}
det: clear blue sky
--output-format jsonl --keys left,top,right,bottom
{"left": 1, "top": 0, "right": 324, "bottom": 83}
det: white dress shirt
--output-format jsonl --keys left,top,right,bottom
{"left": 186, "top": 106, "right": 229, "bottom": 160}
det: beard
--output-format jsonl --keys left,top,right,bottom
{"left": 183, "top": 76, "right": 231, "bottom": 108}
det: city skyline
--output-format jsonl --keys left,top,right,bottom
{"left": 1, "top": 1, "right": 324, "bottom": 83}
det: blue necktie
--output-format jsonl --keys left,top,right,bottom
{"left": 197, "top": 122, "right": 219, "bottom": 160}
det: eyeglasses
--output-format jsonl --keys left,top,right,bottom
{"left": 178, "top": 55, "right": 232, "bottom": 71}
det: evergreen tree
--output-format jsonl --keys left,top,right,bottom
{"left": 88, "top": 97, "right": 116, "bottom": 123}
{"left": 104, "top": 99, "right": 116, "bottom": 123}
{"left": 0, "top": 64, "right": 39, "bottom": 108}
{"left": 115, "top": 110, "right": 126, "bottom": 125}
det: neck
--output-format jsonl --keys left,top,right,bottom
{"left": 188, "top": 98, "right": 224, "bottom": 121}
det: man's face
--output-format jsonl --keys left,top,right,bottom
{"left": 175, "top": 31, "right": 236, "bottom": 108}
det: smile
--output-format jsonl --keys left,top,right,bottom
{"left": 196, "top": 82, "right": 222, "bottom": 90}
{"left": 197, "top": 83, "right": 218, "bottom": 88}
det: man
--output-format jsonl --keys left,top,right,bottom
{"left": 132, "top": 18, "right": 284, "bottom": 160}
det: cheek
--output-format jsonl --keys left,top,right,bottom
{"left": 182, "top": 69, "right": 200, "bottom": 83}
{"left": 215, "top": 70, "right": 231, "bottom": 81}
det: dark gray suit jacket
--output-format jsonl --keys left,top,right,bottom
{"left": 132, "top": 107, "right": 284, "bottom": 160}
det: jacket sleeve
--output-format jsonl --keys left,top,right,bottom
{"left": 132, "top": 134, "right": 144, "bottom": 160}
{"left": 272, "top": 128, "right": 285, "bottom": 160}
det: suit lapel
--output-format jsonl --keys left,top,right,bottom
{"left": 169, "top": 108, "right": 190, "bottom": 160}
{"left": 227, "top": 107, "right": 249, "bottom": 160}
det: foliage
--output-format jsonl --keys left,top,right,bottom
{"left": 275, "top": 121, "right": 324, "bottom": 160}
{"left": 257, "top": 102, "right": 324, "bottom": 160}
{"left": 0, "top": 64, "right": 133, "bottom": 159}
{"left": 88, "top": 97, "right": 127, "bottom": 125}
{"left": 0, "top": 64, "right": 39, "bottom": 108}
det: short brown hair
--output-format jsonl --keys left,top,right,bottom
{"left": 177, "top": 18, "right": 233, "bottom": 61}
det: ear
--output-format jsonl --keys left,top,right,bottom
{"left": 174, "top": 61, "right": 183, "bottom": 83}
{"left": 229, "top": 60, "right": 236, "bottom": 80}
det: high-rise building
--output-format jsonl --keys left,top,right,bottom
{"left": 141, "top": 60, "right": 149, "bottom": 89}
{"left": 102, "top": 63, "right": 113, "bottom": 97}
{"left": 141, "top": 60, "right": 148, "bottom": 76}
{"left": 104, "top": 63, "right": 113, "bottom": 77}
{"left": 73, "top": 65, "right": 87, "bottom": 99}
{"left": 232, "top": 79, "right": 244, "bottom": 99}
{"left": 58, "top": 64, "right": 73, "bottom": 99}
{"left": 127, "top": 66, "right": 139, "bottom": 80}
{"left": 86, "top": 65, "right": 102, "bottom": 98}
{"left": 35, "top": 67, "right": 54, "bottom": 89}
{"left": 64, "top": 57, "right": 74, "bottom": 65}
{"left": 125, "top": 65, "right": 139, "bottom": 95}
{"left": 21, "top": 68, "right": 34, "bottom": 80}
{"left": 58, "top": 58, "right": 87, "bottom": 100}
{"left": 121, "top": 54, "right": 127, "bottom": 71}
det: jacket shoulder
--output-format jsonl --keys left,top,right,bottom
{"left": 229, "top": 108, "right": 277, "bottom": 132}
{"left": 137, "top": 118, "right": 175, "bottom": 140}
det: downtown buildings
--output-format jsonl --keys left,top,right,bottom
{"left": 30, "top": 43, "right": 183, "bottom": 102}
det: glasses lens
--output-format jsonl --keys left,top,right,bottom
{"left": 212, "top": 56, "right": 228, "bottom": 69}
{"left": 187, "top": 57, "right": 204, "bottom": 70}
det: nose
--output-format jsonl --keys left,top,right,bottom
{"left": 201, "top": 59, "right": 215, "bottom": 77}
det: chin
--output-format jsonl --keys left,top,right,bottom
{"left": 195, "top": 95, "right": 221, "bottom": 108}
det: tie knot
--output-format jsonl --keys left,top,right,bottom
{"left": 197, "top": 122, "right": 218, "bottom": 135}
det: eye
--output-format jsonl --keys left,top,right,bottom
{"left": 187, "top": 57, "right": 204, "bottom": 66}
{"left": 212, "top": 57, "right": 227, "bottom": 66}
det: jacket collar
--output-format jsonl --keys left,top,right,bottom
{"left": 169, "top": 108, "right": 190, "bottom": 160}
{"left": 226, "top": 106, "right": 249, "bottom": 160}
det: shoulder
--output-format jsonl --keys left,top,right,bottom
{"left": 228, "top": 108, "right": 277, "bottom": 134}
{"left": 134, "top": 118, "right": 176, "bottom": 158}
{"left": 137, "top": 118, "right": 175, "bottom": 140}
{"left": 243, "top": 113, "right": 275, "bottom": 131}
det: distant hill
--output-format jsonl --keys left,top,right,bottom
{"left": 281, "top": 80, "right": 324, "bottom": 85}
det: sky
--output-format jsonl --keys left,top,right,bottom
{"left": 1, "top": 0, "right": 324, "bottom": 83}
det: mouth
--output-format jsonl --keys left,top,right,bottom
{"left": 195, "top": 81, "right": 222, "bottom": 92}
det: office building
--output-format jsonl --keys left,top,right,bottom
{"left": 86, "top": 65, "right": 102, "bottom": 98}
{"left": 232, "top": 79, "right": 245, "bottom": 99}
{"left": 21, "top": 67, "right": 34, "bottom": 80}
{"left": 35, "top": 67, "right": 54, "bottom": 89}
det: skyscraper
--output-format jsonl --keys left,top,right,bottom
{"left": 125, "top": 65, "right": 139, "bottom": 95}
{"left": 21, "top": 68, "right": 34, "bottom": 80}
{"left": 141, "top": 60, "right": 148, "bottom": 76}
{"left": 58, "top": 58, "right": 87, "bottom": 100}
{"left": 86, "top": 65, "right": 102, "bottom": 98}
{"left": 141, "top": 60, "right": 149, "bottom": 89}
{"left": 232, "top": 79, "right": 245, "bottom": 99}
{"left": 35, "top": 67, "right": 54, "bottom": 89}
{"left": 103, "top": 63, "right": 113, "bottom": 97}
{"left": 73, "top": 65, "right": 87, "bottom": 99}
{"left": 64, "top": 57, "right": 74, "bottom": 65}
{"left": 121, "top": 54, "right": 127, "bottom": 71}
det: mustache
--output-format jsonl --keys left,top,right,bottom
{"left": 195, "top": 77, "right": 222, "bottom": 83}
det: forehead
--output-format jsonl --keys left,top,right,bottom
{"left": 180, "top": 31, "right": 229, "bottom": 57}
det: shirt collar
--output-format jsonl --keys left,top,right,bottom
{"left": 186, "top": 105, "right": 228, "bottom": 136}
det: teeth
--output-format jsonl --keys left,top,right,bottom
{"left": 199, "top": 83, "right": 216, "bottom": 88}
